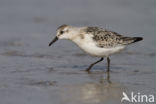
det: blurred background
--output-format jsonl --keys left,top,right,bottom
{"left": 0, "top": 0, "right": 156, "bottom": 104}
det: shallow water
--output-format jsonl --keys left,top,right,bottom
{"left": 0, "top": 0, "right": 156, "bottom": 104}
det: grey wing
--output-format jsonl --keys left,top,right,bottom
{"left": 93, "top": 31, "right": 125, "bottom": 48}
{"left": 86, "top": 27, "right": 138, "bottom": 48}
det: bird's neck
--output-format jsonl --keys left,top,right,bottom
{"left": 69, "top": 27, "right": 84, "bottom": 41}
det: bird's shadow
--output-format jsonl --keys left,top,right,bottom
{"left": 87, "top": 71, "right": 112, "bottom": 84}
{"left": 58, "top": 68, "right": 124, "bottom": 104}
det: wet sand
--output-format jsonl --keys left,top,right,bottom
{"left": 0, "top": 0, "right": 156, "bottom": 104}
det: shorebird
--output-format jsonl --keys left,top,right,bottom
{"left": 49, "top": 24, "right": 143, "bottom": 72}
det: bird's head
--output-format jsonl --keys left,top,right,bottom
{"left": 49, "top": 24, "right": 73, "bottom": 46}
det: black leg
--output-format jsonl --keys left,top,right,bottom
{"left": 107, "top": 57, "right": 110, "bottom": 72}
{"left": 86, "top": 57, "right": 104, "bottom": 72}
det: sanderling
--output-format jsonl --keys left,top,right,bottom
{"left": 49, "top": 24, "right": 143, "bottom": 72}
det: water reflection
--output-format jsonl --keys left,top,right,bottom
{"left": 60, "top": 72, "right": 124, "bottom": 104}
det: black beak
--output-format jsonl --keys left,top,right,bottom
{"left": 49, "top": 36, "right": 58, "bottom": 46}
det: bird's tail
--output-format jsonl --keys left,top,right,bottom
{"left": 122, "top": 37, "right": 143, "bottom": 45}
{"left": 132, "top": 37, "right": 143, "bottom": 43}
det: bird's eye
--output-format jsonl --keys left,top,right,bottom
{"left": 60, "top": 31, "right": 64, "bottom": 34}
